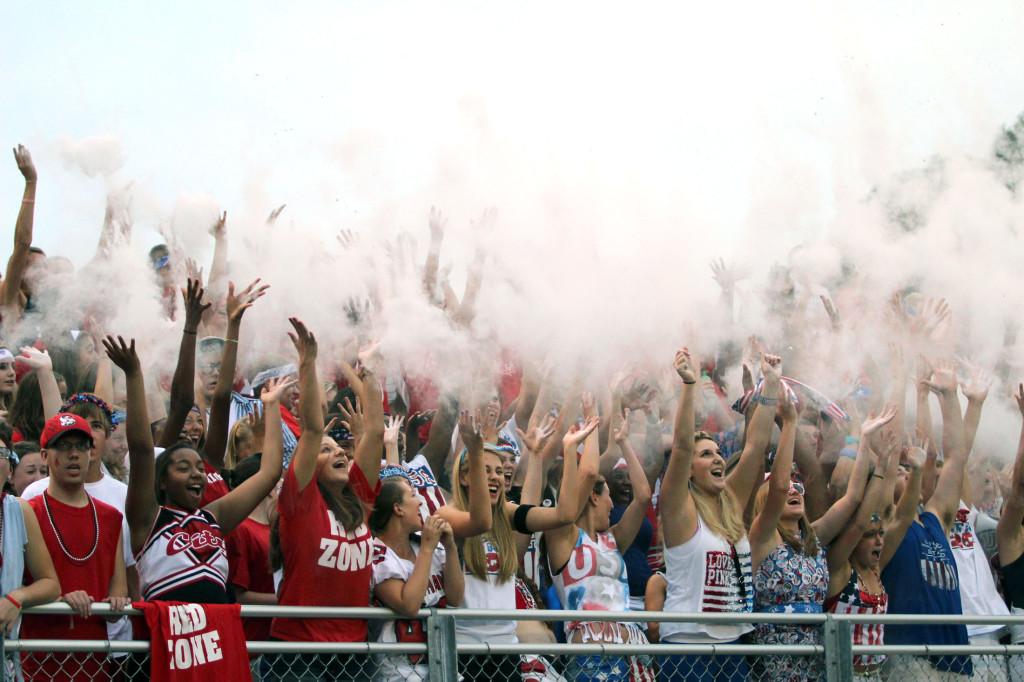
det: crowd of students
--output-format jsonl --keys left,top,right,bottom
{"left": 1, "top": 143, "right": 1023, "bottom": 682}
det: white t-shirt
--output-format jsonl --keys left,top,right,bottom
{"left": 949, "top": 502, "right": 1009, "bottom": 637}
{"left": 20, "top": 474, "right": 134, "bottom": 644}
{"left": 455, "top": 536, "right": 517, "bottom": 644}
{"left": 371, "top": 538, "right": 447, "bottom": 682}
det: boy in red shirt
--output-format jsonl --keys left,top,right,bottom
{"left": 21, "top": 413, "right": 131, "bottom": 682}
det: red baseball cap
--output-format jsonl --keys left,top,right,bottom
{"left": 40, "top": 413, "right": 95, "bottom": 449}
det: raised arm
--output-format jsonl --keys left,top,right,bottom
{"left": 351, "top": 351, "right": 385, "bottom": 490}
{"left": 813, "top": 406, "right": 896, "bottom": 545}
{"left": 287, "top": 318, "right": 323, "bottom": 492}
{"left": 659, "top": 348, "right": 699, "bottom": 548}
{"left": 513, "top": 414, "right": 557, "bottom": 556}
{"left": 158, "top": 279, "right": 210, "bottom": 447}
{"left": 726, "top": 354, "right": 783, "bottom": 509}
{"left": 0, "top": 146, "right": 37, "bottom": 314}
{"left": 997, "top": 384, "right": 1024, "bottom": 566}
{"left": 422, "top": 207, "right": 445, "bottom": 301}
{"left": 880, "top": 446, "right": 925, "bottom": 570}
{"left": 541, "top": 416, "right": 600, "bottom": 567}
{"left": 207, "top": 211, "right": 229, "bottom": 304}
{"left": 103, "top": 336, "right": 157, "bottom": 554}
{"left": 208, "top": 376, "right": 289, "bottom": 534}
{"left": 521, "top": 415, "right": 599, "bottom": 533}
{"left": 792, "top": 423, "right": 828, "bottom": 523}
{"left": 382, "top": 415, "right": 404, "bottom": 465}
{"left": 610, "top": 412, "right": 654, "bottom": 550}
{"left": 827, "top": 430, "right": 900, "bottom": 587}
{"left": 749, "top": 394, "right": 797, "bottom": 569}
{"left": 437, "top": 411, "right": 492, "bottom": 538}
{"left": 923, "top": 360, "right": 969, "bottom": 533}
{"left": 205, "top": 279, "right": 268, "bottom": 469}
{"left": 16, "top": 347, "right": 62, "bottom": 418}
{"left": 959, "top": 364, "right": 992, "bottom": 458}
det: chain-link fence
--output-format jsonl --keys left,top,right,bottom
{"left": 3, "top": 604, "right": 1024, "bottom": 681}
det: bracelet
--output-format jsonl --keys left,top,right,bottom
{"left": 871, "top": 473, "right": 885, "bottom": 480}
{"left": 683, "top": 380, "right": 696, "bottom": 385}
{"left": 754, "top": 394, "right": 778, "bottom": 406}
{"left": 4, "top": 594, "right": 22, "bottom": 610}
{"left": 224, "top": 338, "right": 238, "bottom": 345}
{"left": 21, "top": 199, "right": 34, "bottom": 204}
{"left": 183, "top": 329, "right": 198, "bottom": 336}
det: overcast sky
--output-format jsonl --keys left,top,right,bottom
{"left": 3, "top": 1, "right": 1024, "bottom": 263}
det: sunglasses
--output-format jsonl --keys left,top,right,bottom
{"left": 789, "top": 481, "right": 805, "bottom": 496}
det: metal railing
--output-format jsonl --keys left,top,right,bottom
{"left": 3, "top": 603, "right": 1023, "bottom": 681}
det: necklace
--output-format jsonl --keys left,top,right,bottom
{"left": 42, "top": 491, "right": 99, "bottom": 563}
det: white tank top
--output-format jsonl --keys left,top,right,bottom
{"left": 660, "top": 518, "right": 753, "bottom": 643}
{"left": 949, "top": 503, "right": 1009, "bottom": 636}
{"left": 454, "top": 536, "right": 517, "bottom": 643}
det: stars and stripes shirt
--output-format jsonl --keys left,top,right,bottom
{"left": 826, "top": 569, "right": 887, "bottom": 669}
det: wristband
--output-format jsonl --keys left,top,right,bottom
{"left": 183, "top": 329, "right": 198, "bottom": 336}
{"left": 754, "top": 394, "right": 778, "bottom": 406}
{"left": 224, "top": 338, "right": 238, "bottom": 345}
{"left": 4, "top": 594, "right": 22, "bottom": 610}
{"left": 871, "top": 474, "right": 885, "bottom": 480}
{"left": 683, "top": 380, "right": 696, "bottom": 385}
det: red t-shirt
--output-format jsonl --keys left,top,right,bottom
{"left": 200, "top": 469, "right": 230, "bottom": 507}
{"left": 271, "top": 461, "right": 379, "bottom": 642}
{"left": 23, "top": 493, "right": 123, "bottom": 640}
{"left": 227, "top": 518, "right": 274, "bottom": 642}
{"left": 140, "top": 601, "right": 251, "bottom": 682}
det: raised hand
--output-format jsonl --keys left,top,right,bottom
{"left": 581, "top": 391, "right": 597, "bottom": 418}
{"left": 709, "top": 258, "right": 741, "bottom": 292}
{"left": 516, "top": 413, "right": 557, "bottom": 454}
{"left": 16, "top": 346, "right": 52, "bottom": 372}
{"left": 777, "top": 391, "right": 798, "bottom": 423}
{"left": 459, "top": 409, "right": 484, "bottom": 453}
{"left": 674, "top": 348, "right": 697, "bottom": 384}
{"left": 102, "top": 336, "right": 141, "bottom": 375}
{"left": 261, "top": 375, "right": 298, "bottom": 405}
{"left": 339, "top": 397, "right": 365, "bottom": 442}
{"left": 287, "top": 317, "right": 318, "bottom": 363}
{"left": 921, "top": 359, "right": 958, "bottom": 396}
{"left": 959, "top": 362, "right": 993, "bottom": 403}
{"left": 860, "top": 404, "right": 898, "bottom": 438}
{"left": 383, "top": 415, "right": 405, "bottom": 447}
{"left": 226, "top": 279, "right": 270, "bottom": 322}
{"left": 761, "top": 353, "right": 783, "bottom": 382}
{"left": 481, "top": 402, "right": 501, "bottom": 444}
{"left": 563, "top": 416, "right": 600, "bottom": 448}
{"left": 337, "top": 228, "right": 359, "bottom": 250}
{"left": 181, "top": 278, "right": 211, "bottom": 330}
{"left": 428, "top": 206, "right": 447, "bottom": 241}
{"left": 613, "top": 409, "right": 632, "bottom": 443}
{"left": 209, "top": 210, "right": 227, "bottom": 238}
{"left": 13, "top": 144, "right": 36, "bottom": 183}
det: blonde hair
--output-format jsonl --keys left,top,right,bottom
{"left": 225, "top": 418, "right": 253, "bottom": 470}
{"left": 752, "top": 481, "right": 819, "bottom": 556}
{"left": 451, "top": 450, "right": 517, "bottom": 584}
{"left": 691, "top": 484, "right": 747, "bottom": 545}
{"left": 690, "top": 432, "right": 746, "bottom": 545}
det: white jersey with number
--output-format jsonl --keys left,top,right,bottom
{"left": 372, "top": 538, "right": 448, "bottom": 682}
{"left": 949, "top": 502, "right": 1009, "bottom": 637}
{"left": 660, "top": 518, "right": 753, "bottom": 643}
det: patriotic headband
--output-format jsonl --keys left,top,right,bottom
{"left": 60, "top": 393, "right": 116, "bottom": 427}
{"left": 0, "top": 348, "right": 14, "bottom": 363}
{"left": 251, "top": 363, "right": 297, "bottom": 389}
{"left": 379, "top": 464, "right": 411, "bottom": 482}
{"left": 732, "top": 376, "right": 849, "bottom": 423}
